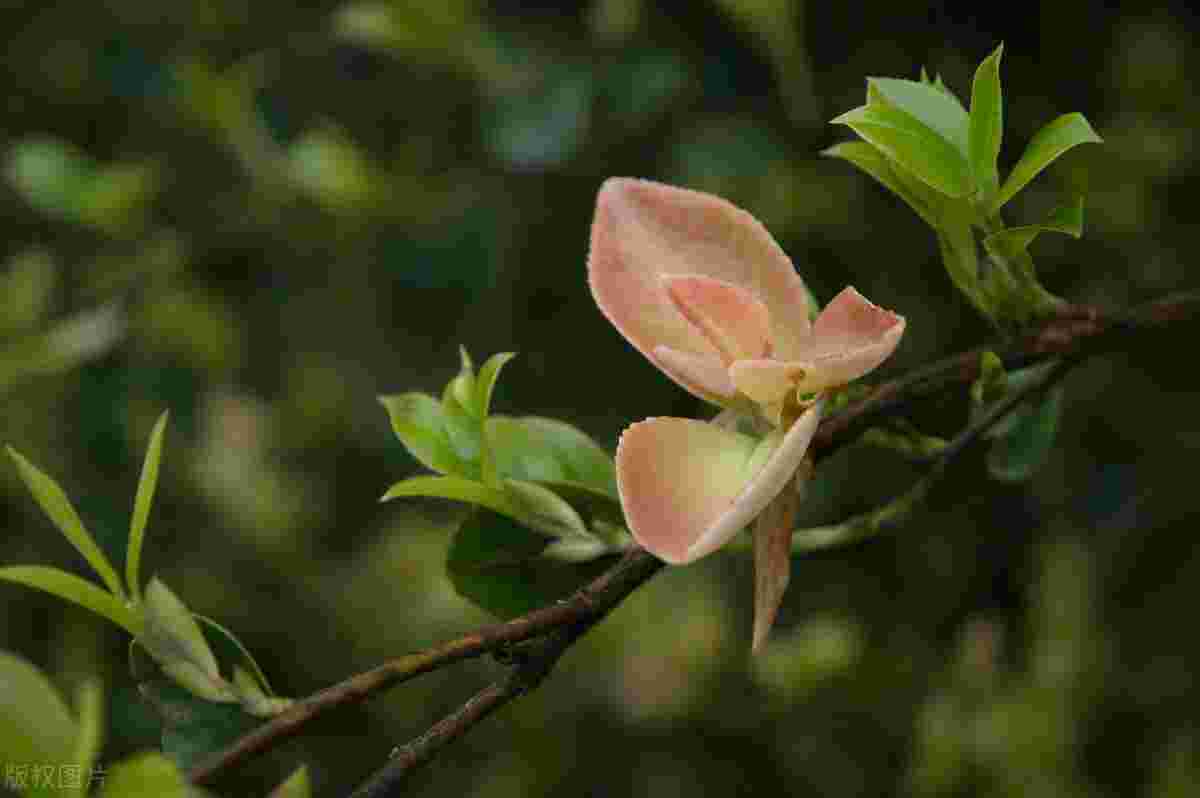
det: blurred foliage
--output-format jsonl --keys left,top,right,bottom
{"left": 1, "top": 1, "right": 1198, "bottom": 796}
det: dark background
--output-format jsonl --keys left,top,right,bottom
{"left": 2, "top": 1, "right": 1198, "bottom": 795}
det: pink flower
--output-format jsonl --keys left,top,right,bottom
{"left": 588, "top": 179, "right": 905, "bottom": 647}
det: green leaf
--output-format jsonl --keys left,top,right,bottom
{"left": 381, "top": 474, "right": 588, "bottom": 539}
{"left": 438, "top": 387, "right": 482, "bottom": 469}
{"left": 822, "top": 141, "right": 942, "bottom": 228}
{"left": 0, "top": 565, "right": 141, "bottom": 635}
{"left": 270, "top": 765, "right": 312, "bottom": 798}
{"left": 381, "top": 473, "right": 517, "bottom": 513}
{"left": 832, "top": 104, "right": 973, "bottom": 197}
{"left": 141, "top": 579, "right": 233, "bottom": 704}
{"left": 980, "top": 198, "right": 1081, "bottom": 319}
{"left": 970, "top": 351, "right": 1007, "bottom": 407}
{"left": 934, "top": 222, "right": 988, "bottom": 317}
{"left": 96, "top": 751, "right": 204, "bottom": 798}
{"left": 0, "top": 651, "right": 77, "bottom": 772}
{"left": 865, "top": 77, "right": 970, "bottom": 156}
{"left": 192, "top": 614, "right": 276, "bottom": 697}
{"left": 474, "top": 352, "right": 516, "bottom": 486}
{"left": 447, "top": 509, "right": 615, "bottom": 619}
{"left": 379, "top": 392, "right": 480, "bottom": 479}
{"left": 919, "top": 66, "right": 932, "bottom": 85}
{"left": 487, "top": 416, "right": 618, "bottom": 499}
{"left": 473, "top": 352, "right": 516, "bottom": 421}
{"left": 969, "top": 44, "right": 1004, "bottom": 201}
{"left": 6, "top": 447, "right": 125, "bottom": 598}
{"left": 988, "top": 113, "right": 1102, "bottom": 213}
{"left": 984, "top": 196, "right": 1085, "bottom": 256}
{"left": 68, "top": 678, "right": 104, "bottom": 798}
{"left": 987, "top": 384, "right": 1064, "bottom": 482}
{"left": 503, "top": 479, "right": 591, "bottom": 539}
{"left": 127, "top": 411, "right": 169, "bottom": 600}
{"left": 444, "top": 346, "right": 477, "bottom": 416}
{"left": 130, "top": 645, "right": 263, "bottom": 774}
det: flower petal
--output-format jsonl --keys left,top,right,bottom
{"left": 616, "top": 417, "right": 760, "bottom": 564}
{"left": 752, "top": 475, "right": 801, "bottom": 653}
{"left": 661, "top": 274, "right": 773, "bottom": 364}
{"left": 685, "top": 400, "right": 823, "bottom": 561}
{"left": 588, "top": 178, "right": 815, "bottom": 401}
{"left": 792, "top": 286, "right": 906, "bottom": 393}
{"left": 653, "top": 346, "right": 738, "bottom": 401}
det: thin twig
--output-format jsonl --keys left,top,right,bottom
{"left": 347, "top": 614, "right": 604, "bottom": 797}
{"left": 187, "top": 291, "right": 1200, "bottom": 790}
{"left": 188, "top": 548, "right": 662, "bottom": 785}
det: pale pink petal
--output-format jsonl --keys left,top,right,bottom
{"left": 588, "top": 178, "right": 815, "bottom": 402}
{"left": 685, "top": 399, "right": 823, "bottom": 562}
{"left": 728, "top": 359, "right": 807, "bottom": 404}
{"left": 791, "top": 286, "right": 906, "bottom": 393}
{"left": 616, "top": 417, "right": 761, "bottom": 564}
{"left": 662, "top": 274, "right": 773, "bottom": 364}
{"left": 752, "top": 478, "right": 800, "bottom": 653}
{"left": 652, "top": 346, "right": 738, "bottom": 402}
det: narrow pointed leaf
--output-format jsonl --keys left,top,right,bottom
{"left": 379, "top": 392, "right": 479, "bottom": 478}
{"left": 935, "top": 222, "right": 988, "bottom": 317}
{"left": 380, "top": 474, "right": 588, "bottom": 538}
{"left": 0, "top": 565, "right": 141, "bottom": 635}
{"left": 970, "top": 350, "right": 1008, "bottom": 407}
{"left": 823, "top": 141, "right": 939, "bottom": 228}
{"left": 193, "top": 614, "right": 277, "bottom": 697}
{"left": 969, "top": 44, "right": 1004, "bottom": 201}
{"left": 832, "top": 104, "right": 973, "bottom": 197}
{"left": 127, "top": 410, "right": 169, "bottom": 600}
{"left": 447, "top": 509, "right": 614, "bottom": 619}
{"left": 473, "top": 352, "right": 516, "bottom": 421}
{"left": 474, "top": 352, "right": 516, "bottom": 485}
{"left": 866, "top": 77, "right": 970, "bottom": 156}
{"left": 6, "top": 447, "right": 125, "bottom": 597}
{"left": 866, "top": 79, "right": 888, "bottom": 106}
{"left": 0, "top": 651, "right": 77, "bottom": 768}
{"left": 445, "top": 346, "right": 477, "bottom": 416}
{"left": 382, "top": 474, "right": 518, "bottom": 515}
{"left": 989, "top": 113, "right": 1102, "bottom": 213}
{"left": 270, "top": 765, "right": 312, "bottom": 798}
{"left": 439, "top": 388, "right": 482, "bottom": 469}
{"left": 984, "top": 195, "right": 1085, "bottom": 259}
{"left": 142, "top": 579, "right": 231, "bottom": 703}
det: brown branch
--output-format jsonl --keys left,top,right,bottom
{"left": 188, "top": 548, "right": 663, "bottom": 786}
{"left": 347, "top": 610, "right": 606, "bottom": 797}
{"left": 188, "top": 291, "right": 1200, "bottom": 791}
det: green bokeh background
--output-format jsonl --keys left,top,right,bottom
{"left": 2, "top": 1, "right": 1198, "bottom": 795}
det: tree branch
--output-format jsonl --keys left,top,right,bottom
{"left": 188, "top": 548, "right": 663, "bottom": 786}
{"left": 347, "top": 611, "right": 605, "bottom": 797}
{"left": 187, "top": 291, "right": 1200, "bottom": 791}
